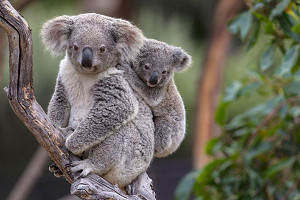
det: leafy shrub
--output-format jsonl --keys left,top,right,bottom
{"left": 176, "top": 0, "right": 300, "bottom": 199}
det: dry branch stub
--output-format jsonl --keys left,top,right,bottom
{"left": 0, "top": 1, "right": 155, "bottom": 199}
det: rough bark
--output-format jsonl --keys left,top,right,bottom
{"left": 193, "top": 0, "right": 244, "bottom": 169}
{"left": 0, "top": 1, "right": 155, "bottom": 199}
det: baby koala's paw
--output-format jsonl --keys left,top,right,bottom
{"left": 161, "top": 134, "right": 173, "bottom": 150}
{"left": 154, "top": 134, "right": 173, "bottom": 157}
{"left": 70, "top": 160, "right": 93, "bottom": 178}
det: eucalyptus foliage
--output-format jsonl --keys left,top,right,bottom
{"left": 176, "top": 0, "right": 300, "bottom": 199}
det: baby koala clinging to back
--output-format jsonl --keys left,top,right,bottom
{"left": 118, "top": 38, "right": 192, "bottom": 158}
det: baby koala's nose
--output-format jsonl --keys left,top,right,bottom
{"left": 81, "top": 47, "right": 93, "bottom": 68}
{"left": 149, "top": 71, "right": 159, "bottom": 85}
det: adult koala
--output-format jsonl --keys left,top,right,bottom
{"left": 41, "top": 13, "right": 154, "bottom": 188}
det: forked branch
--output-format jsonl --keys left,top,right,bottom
{"left": 0, "top": 1, "right": 155, "bottom": 199}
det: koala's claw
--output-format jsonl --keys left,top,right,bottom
{"left": 54, "top": 171, "right": 64, "bottom": 178}
{"left": 59, "top": 127, "right": 75, "bottom": 138}
{"left": 49, "top": 163, "right": 59, "bottom": 172}
{"left": 70, "top": 160, "right": 93, "bottom": 177}
{"left": 64, "top": 161, "right": 73, "bottom": 168}
{"left": 49, "top": 163, "right": 64, "bottom": 178}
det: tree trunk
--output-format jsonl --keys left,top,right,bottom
{"left": 193, "top": 0, "right": 243, "bottom": 169}
{"left": 0, "top": 1, "right": 155, "bottom": 199}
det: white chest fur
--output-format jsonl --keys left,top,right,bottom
{"left": 59, "top": 55, "right": 123, "bottom": 128}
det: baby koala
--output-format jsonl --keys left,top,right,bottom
{"left": 42, "top": 13, "right": 155, "bottom": 188}
{"left": 118, "top": 38, "right": 192, "bottom": 158}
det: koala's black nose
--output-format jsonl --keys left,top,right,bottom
{"left": 81, "top": 47, "right": 93, "bottom": 68}
{"left": 149, "top": 71, "right": 159, "bottom": 85}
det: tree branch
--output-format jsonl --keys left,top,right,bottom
{"left": 0, "top": 1, "right": 155, "bottom": 199}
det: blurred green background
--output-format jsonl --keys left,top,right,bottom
{"left": 0, "top": 0, "right": 262, "bottom": 199}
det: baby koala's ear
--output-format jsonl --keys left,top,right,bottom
{"left": 111, "top": 22, "right": 144, "bottom": 62}
{"left": 172, "top": 47, "right": 192, "bottom": 72}
{"left": 41, "top": 15, "right": 74, "bottom": 55}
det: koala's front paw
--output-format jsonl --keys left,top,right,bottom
{"left": 70, "top": 160, "right": 94, "bottom": 177}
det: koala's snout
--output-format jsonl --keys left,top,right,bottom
{"left": 81, "top": 47, "right": 93, "bottom": 68}
{"left": 148, "top": 71, "right": 159, "bottom": 86}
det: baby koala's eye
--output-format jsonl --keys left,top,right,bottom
{"left": 144, "top": 64, "right": 150, "bottom": 70}
{"left": 162, "top": 70, "right": 167, "bottom": 75}
{"left": 73, "top": 45, "right": 79, "bottom": 51}
{"left": 99, "top": 45, "right": 106, "bottom": 53}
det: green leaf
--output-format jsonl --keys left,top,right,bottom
{"left": 205, "top": 138, "right": 222, "bottom": 156}
{"left": 223, "top": 81, "right": 242, "bottom": 103}
{"left": 278, "top": 16, "right": 300, "bottom": 41}
{"left": 253, "top": 2, "right": 264, "bottom": 11}
{"left": 292, "top": 23, "right": 300, "bottom": 34}
{"left": 270, "top": 0, "right": 291, "bottom": 19}
{"left": 260, "top": 45, "right": 276, "bottom": 71}
{"left": 230, "top": 96, "right": 283, "bottom": 124}
{"left": 215, "top": 100, "right": 229, "bottom": 126}
{"left": 253, "top": 12, "right": 270, "bottom": 23}
{"left": 284, "top": 81, "right": 300, "bottom": 95}
{"left": 264, "top": 158, "right": 295, "bottom": 178}
{"left": 228, "top": 11, "right": 253, "bottom": 40}
{"left": 278, "top": 45, "right": 300, "bottom": 75}
{"left": 225, "top": 96, "right": 283, "bottom": 131}
{"left": 224, "top": 141, "right": 242, "bottom": 158}
{"left": 247, "top": 21, "right": 261, "bottom": 50}
{"left": 197, "top": 159, "right": 227, "bottom": 183}
{"left": 244, "top": 141, "right": 274, "bottom": 165}
{"left": 175, "top": 170, "right": 201, "bottom": 200}
{"left": 239, "top": 82, "right": 261, "bottom": 96}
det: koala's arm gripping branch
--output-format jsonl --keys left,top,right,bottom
{"left": 0, "top": 1, "right": 155, "bottom": 200}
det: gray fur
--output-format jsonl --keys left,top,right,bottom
{"left": 47, "top": 76, "right": 70, "bottom": 130}
{"left": 117, "top": 38, "right": 192, "bottom": 157}
{"left": 42, "top": 13, "right": 155, "bottom": 187}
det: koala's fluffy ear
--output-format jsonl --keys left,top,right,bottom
{"left": 172, "top": 48, "right": 192, "bottom": 72}
{"left": 112, "top": 22, "right": 144, "bottom": 62}
{"left": 41, "top": 15, "right": 73, "bottom": 55}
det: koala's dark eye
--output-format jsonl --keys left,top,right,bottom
{"left": 144, "top": 64, "right": 150, "bottom": 70}
{"left": 99, "top": 45, "right": 106, "bottom": 53}
{"left": 73, "top": 45, "right": 79, "bottom": 51}
{"left": 162, "top": 70, "right": 167, "bottom": 75}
